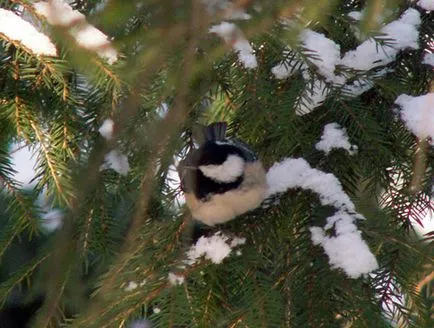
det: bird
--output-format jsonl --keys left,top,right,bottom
{"left": 177, "top": 122, "right": 267, "bottom": 226}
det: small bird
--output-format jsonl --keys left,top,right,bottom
{"left": 177, "top": 122, "right": 267, "bottom": 226}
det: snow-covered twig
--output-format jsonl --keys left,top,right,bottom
{"left": 209, "top": 22, "right": 257, "bottom": 69}
{"left": 395, "top": 93, "right": 434, "bottom": 144}
{"left": 0, "top": 8, "right": 57, "bottom": 57}
{"left": 315, "top": 123, "right": 358, "bottom": 155}
{"left": 266, "top": 157, "right": 378, "bottom": 278}
{"left": 34, "top": 0, "right": 118, "bottom": 64}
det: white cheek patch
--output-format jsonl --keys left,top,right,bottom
{"left": 199, "top": 154, "right": 245, "bottom": 183}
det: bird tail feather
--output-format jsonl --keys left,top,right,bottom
{"left": 203, "top": 122, "right": 227, "bottom": 141}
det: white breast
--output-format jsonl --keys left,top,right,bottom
{"left": 185, "top": 161, "right": 267, "bottom": 226}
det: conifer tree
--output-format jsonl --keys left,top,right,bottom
{"left": 0, "top": 0, "right": 433, "bottom": 327}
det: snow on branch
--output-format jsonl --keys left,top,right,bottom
{"left": 209, "top": 22, "right": 257, "bottom": 69}
{"left": 266, "top": 158, "right": 378, "bottom": 278}
{"left": 99, "top": 119, "right": 114, "bottom": 140}
{"left": 341, "top": 8, "right": 421, "bottom": 71}
{"left": 168, "top": 272, "right": 185, "bottom": 286}
{"left": 272, "top": 30, "right": 346, "bottom": 115}
{"left": 271, "top": 29, "right": 344, "bottom": 85}
{"left": 266, "top": 158, "right": 355, "bottom": 211}
{"left": 310, "top": 211, "right": 379, "bottom": 279}
{"left": 300, "top": 29, "right": 345, "bottom": 84}
{"left": 315, "top": 123, "right": 358, "bottom": 155}
{"left": 98, "top": 119, "right": 129, "bottom": 176}
{"left": 33, "top": 0, "right": 118, "bottom": 64}
{"left": 0, "top": 9, "right": 57, "bottom": 57}
{"left": 185, "top": 232, "right": 245, "bottom": 265}
{"left": 101, "top": 149, "right": 130, "bottom": 176}
{"left": 273, "top": 8, "right": 422, "bottom": 116}
{"left": 395, "top": 93, "right": 434, "bottom": 144}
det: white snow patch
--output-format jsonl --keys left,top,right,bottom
{"left": 272, "top": 29, "right": 345, "bottom": 85}
{"left": 395, "top": 93, "right": 434, "bottom": 143}
{"left": 265, "top": 157, "right": 378, "bottom": 278}
{"left": 185, "top": 232, "right": 244, "bottom": 265}
{"left": 98, "top": 119, "right": 114, "bottom": 140}
{"left": 199, "top": 154, "right": 245, "bottom": 183}
{"left": 101, "top": 149, "right": 130, "bottom": 176}
{"left": 124, "top": 281, "right": 138, "bottom": 292}
{"left": 209, "top": 22, "right": 257, "bottom": 69}
{"left": 266, "top": 157, "right": 355, "bottom": 212}
{"left": 300, "top": 29, "right": 345, "bottom": 84}
{"left": 422, "top": 52, "right": 434, "bottom": 67}
{"left": 230, "top": 236, "right": 246, "bottom": 247}
{"left": 310, "top": 211, "right": 379, "bottom": 279}
{"left": 341, "top": 8, "right": 421, "bottom": 71}
{"left": 34, "top": 0, "right": 118, "bottom": 64}
{"left": 0, "top": 9, "right": 57, "bottom": 56}
{"left": 315, "top": 123, "right": 357, "bottom": 155}
{"left": 168, "top": 272, "right": 185, "bottom": 285}
{"left": 418, "top": 0, "right": 434, "bottom": 11}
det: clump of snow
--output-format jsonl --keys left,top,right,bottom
{"left": 185, "top": 232, "right": 245, "bottom": 265}
{"left": 300, "top": 29, "right": 345, "bottom": 84}
{"left": 395, "top": 93, "right": 434, "bottom": 143}
{"left": 418, "top": 0, "right": 434, "bottom": 11}
{"left": 315, "top": 123, "right": 358, "bottom": 155}
{"left": 422, "top": 52, "right": 434, "bottom": 67}
{"left": 271, "top": 30, "right": 345, "bottom": 84}
{"left": 124, "top": 281, "right": 138, "bottom": 292}
{"left": 341, "top": 8, "right": 421, "bottom": 71}
{"left": 266, "top": 157, "right": 378, "bottom": 278}
{"left": 168, "top": 272, "right": 185, "bottom": 286}
{"left": 0, "top": 9, "right": 57, "bottom": 57}
{"left": 101, "top": 149, "right": 130, "bottom": 176}
{"left": 272, "top": 30, "right": 344, "bottom": 115}
{"left": 310, "top": 211, "right": 379, "bottom": 278}
{"left": 34, "top": 0, "right": 118, "bottom": 64}
{"left": 266, "top": 157, "right": 355, "bottom": 211}
{"left": 98, "top": 119, "right": 114, "bottom": 140}
{"left": 209, "top": 22, "right": 257, "bottom": 69}
{"left": 230, "top": 236, "right": 246, "bottom": 247}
